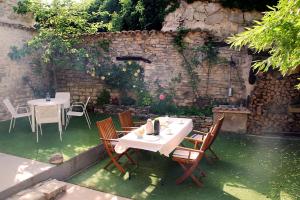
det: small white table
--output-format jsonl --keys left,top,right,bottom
{"left": 115, "top": 117, "right": 193, "bottom": 157}
{"left": 27, "top": 98, "right": 68, "bottom": 132}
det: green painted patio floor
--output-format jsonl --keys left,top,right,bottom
{"left": 68, "top": 134, "right": 300, "bottom": 200}
{"left": 0, "top": 113, "right": 120, "bottom": 163}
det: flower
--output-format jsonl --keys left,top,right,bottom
{"left": 133, "top": 85, "right": 136, "bottom": 88}
{"left": 159, "top": 94, "right": 166, "bottom": 101}
{"left": 107, "top": 72, "right": 111, "bottom": 76}
{"left": 136, "top": 69, "right": 140, "bottom": 73}
{"left": 122, "top": 68, "right": 126, "bottom": 72}
{"left": 101, "top": 76, "right": 105, "bottom": 80}
{"left": 128, "top": 61, "right": 132, "bottom": 65}
{"left": 134, "top": 72, "right": 138, "bottom": 77}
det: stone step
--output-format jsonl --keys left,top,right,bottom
{"left": 8, "top": 179, "right": 67, "bottom": 200}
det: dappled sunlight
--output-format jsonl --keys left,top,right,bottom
{"left": 69, "top": 134, "right": 300, "bottom": 200}
{"left": 223, "top": 182, "right": 269, "bottom": 200}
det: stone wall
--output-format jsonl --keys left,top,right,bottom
{"left": 0, "top": 0, "right": 34, "bottom": 27}
{"left": 0, "top": 0, "right": 43, "bottom": 121}
{"left": 57, "top": 30, "right": 253, "bottom": 107}
{"left": 248, "top": 73, "right": 300, "bottom": 134}
{"left": 162, "top": 0, "right": 262, "bottom": 39}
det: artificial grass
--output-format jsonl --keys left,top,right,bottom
{"left": 0, "top": 113, "right": 120, "bottom": 163}
{"left": 68, "top": 134, "right": 300, "bottom": 200}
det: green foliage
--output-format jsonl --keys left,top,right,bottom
{"left": 97, "top": 89, "right": 111, "bottom": 106}
{"left": 227, "top": 0, "right": 300, "bottom": 88}
{"left": 11, "top": 0, "right": 101, "bottom": 89}
{"left": 137, "top": 91, "right": 153, "bottom": 106}
{"left": 97, "top": 61, "right": 143, "bottom": 91}
{"left": 173, "top": 28, "right": 190, "bottom": 53}
{"left": 85, "top": 0, "right": 179, "bottom": 31}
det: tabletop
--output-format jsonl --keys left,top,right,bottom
{"left": 115, "top": 117, "right": 193, "bottom": 157}
{"left": 27, "top": 98, "right": 67, "bottom": 106}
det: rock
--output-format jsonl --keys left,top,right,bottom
{"left": 49, "top": 153, "right": 64, "bottom": 165}
{"left": 228, "top": 10, "right": 244, "bottom": 24}
{"left": 205, "top": 11, "right": 226, "bottom": 25}
{"left": 35, "top": 179, "right": 67, "bottom": 200}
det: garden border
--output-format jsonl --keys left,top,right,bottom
{"left": 0, "top": 144, "right": 105, "bottom": 199}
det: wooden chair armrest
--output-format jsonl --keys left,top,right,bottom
{"left": 99, "top": 138, "right": 119, "bottom": 142}
{"left": 184, "top": 137, "right": 203, "bottom": 143}
{"left": 175, "top": 146, "right": 202, "bottom": 153}
{"left": 192, "top": 130, "right": 209, "bottom": 135}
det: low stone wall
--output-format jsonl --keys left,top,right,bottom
{"left": 248, "top": 73, "right": 300, "bottom": 134}
{"left": 97, "top": 104, "right": 213, "bottom": 132}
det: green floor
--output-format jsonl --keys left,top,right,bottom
{"left": 68, "top": 134, "right": 300, "bottom": 200}
{"left": 0, "top": 113, "right": 120, "bottom": 163}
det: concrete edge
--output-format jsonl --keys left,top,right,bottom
{"left": 0, "top": 144, "right": 105, "bottom": 199}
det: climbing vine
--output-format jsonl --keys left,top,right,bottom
{"left": 173, "top": 28, "right": 226, "bottom": 99}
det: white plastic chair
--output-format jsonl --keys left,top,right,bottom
{"left": 35, "top": 105, "right": 62, "bottom": 142}
{"left": 2, "top": 98, "right": 31, "bottom": 133}
{"left": 65, "top": 97, "right": 91, "bottom": 130}
{"left": 55, "top": 92, "right": 70, "bottom": 110}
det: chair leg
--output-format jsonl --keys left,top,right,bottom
{"left": 124, "top": 152, "right": 137, "bottom": 165}
{"left": 84, "top": 110, "right": 91, "bottom": 125}
{"left": 84, "top": 112, "right": 91, "bottom": 129}
{"left": 9, "top": 118, "right": 13, "bottom": 133}
{"left": 28, "top": 116, "right": 32, "bottom": 126}
{"left": 39, "top": 124, "right": 43, "bottom": 136}
{"left": 176, "top": 163, "right": 203, "bottom": 187}
{"left": 105, "top": 153, "right": 127, "bottom": 174}
{"left": 13, "top": 118, "right": 16, "bottom": 128}
{"left": 65, "top": 115, "right": 70, "bottom": 130}
{"left": 58, "top": 122, "right": 62, "bottom": 141}
{"left": 209, "top": 147, "right": 219, "bottom": 160}
{"left": 204, "top": 153, "right": 213, "bottom": 164}
{"left": 36, "top": 124, "right": 39, "bottom": 143}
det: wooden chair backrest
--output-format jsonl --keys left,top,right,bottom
{"left": 200, "top": 129, "right": 214, "bottom": 152}
{"left": 208, "top": 115, "right": 224, "bottom": 148}
{"left": 96, "top": 117, "right": 118, "bottom": 152}
{"left": 118, "top": 110, "right": 134, "bottom": 131}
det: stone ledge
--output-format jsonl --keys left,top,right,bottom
{"left": 0, "top": 21, "right": 35, "bottom": 32}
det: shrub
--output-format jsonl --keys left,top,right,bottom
{"left": 97, "top": 89, "right": 111, "bottom": 106}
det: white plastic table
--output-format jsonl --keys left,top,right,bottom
{"left": 27, "top": 98, "right": 68, "bottom": 132}
{"left": 115, "top": 117, "right": 193, "bottom": 157}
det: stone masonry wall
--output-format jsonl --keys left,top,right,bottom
{"left": 162, "top": 0, "right": 262, "bottom": 39}
{"left": 0, "top": 0, "right": 44, "bottom": 121}
{"left": 248, "top": 73, "right": 300, "bottom": 134}
{"left": 56, "top": 30, "right": 253, "bottom": 107}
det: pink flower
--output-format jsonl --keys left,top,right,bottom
{"left": 159, "top": 94, "right": 166, "bottom": 101}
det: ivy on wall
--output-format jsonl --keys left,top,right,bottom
{"left": 173, "top": 29, "right": 227, "bottom": 99}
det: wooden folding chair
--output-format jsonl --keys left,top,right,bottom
{"left": 96, "top": 117, "right": 136, "bottom": 174}
{"left": 118, "top": 110, "right": 145, "bottom": 131}
{"left": 185, "top": 115, "right": 224, "bottom": 161}
{"left": 172, "top": 131, "right": 213, "bottom": 187}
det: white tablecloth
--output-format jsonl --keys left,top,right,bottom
{"left": 114, "top": 117, "right": 193, "bottom": 157}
